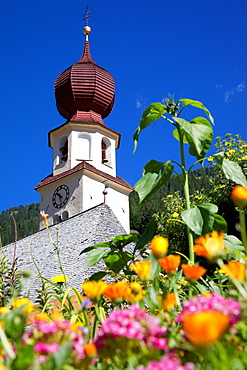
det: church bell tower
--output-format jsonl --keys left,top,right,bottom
{"left": 35, "top": 18, "right": 133, "bottom": 232}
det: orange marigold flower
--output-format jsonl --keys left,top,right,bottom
{"left": 125, "top": 282, "right": 143, "bottom": 303}
{"left": 150, "top": 236, "right": 169, "bottom": 258}
{"left": 0, "top": 321, "right": 4, "bottom": 329}
{"left": 12, "top": 298, "right": 33, "bottom": 314}
{"left": 40, "top": 210, "right": 49, "bottom": 228}
{"left": 162, "top": 293, "right": 177, "bottom": 310}
{"left": 84, "top": 343, "right": 97, "bottom": 357}
{"left": 130, "top": 261, "right": 152, "bottom": 279}
{"left": 231, "top": 185, "right": 247, "bottom": 208}
{"left": 182, "top": 264, "right": 207, "bottom": 281}
{"left": 220, "top": 261, "right": 246, "bottom": 280}
{"left": 182, "top": 311, "right": 229, "bottom": 347}
{"left": 82, "top": 281, "right": 107, "bottom": 301}
{"left": 103, "top": 282, "right": 128, "bottom": 300}
{"left": 193, "top": 231, "right": 226, "bottom": 262}
{"left": 158, "top": 255, "right": 181, "bottom": 275}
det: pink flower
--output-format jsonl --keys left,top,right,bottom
{"left": 34, "top": 342, "right": 60, "bottom": 354}
{"left": 95, "top": 305, "right": 168, "bottom": 351}
{"left": 135, "top": 354, "right": 195, "bottom": 370}
{"left": 177, "top": 292, "right": 241, "bottom": 325}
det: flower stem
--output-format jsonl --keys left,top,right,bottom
{"left": 239, "top": 210, "right": 247, "bottom": 254}
{"left": 178, "top": 126, "right": 194, "bottom": 263}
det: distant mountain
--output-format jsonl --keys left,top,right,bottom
{"left": 0, "top": 204, "right": 40, "bottom": 246}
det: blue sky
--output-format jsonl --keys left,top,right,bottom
{"left": 0, "top": 0, "right": 246, "bottom": 213}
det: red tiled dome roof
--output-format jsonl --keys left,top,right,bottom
{"left": 54, "top": 40, "right": 115, "bottom": 122}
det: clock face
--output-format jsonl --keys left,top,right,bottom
{"left": 52, "top": 185, "right": 70, "bottom": 209}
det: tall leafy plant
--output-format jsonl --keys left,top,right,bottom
{"left": 133, "top": 97, "right": 247, "bottom": 262}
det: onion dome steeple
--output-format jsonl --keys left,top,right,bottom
{"left": 54, "top": 18, "right": 115, "bottom": 125}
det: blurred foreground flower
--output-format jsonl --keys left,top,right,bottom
{"left": 130, "top": 261, "right": 152, "bottom": 279}
{"left": 12, "top": 298, "right": 33, "bottom": 314}
{"left": 194, "top": 231, "right": 226, "bottom": 262}
{"left": 103, "top": 282, "right": 128, "bottom": 301}
{"left": 150, "top": 236, "right": 168, "bottom": 258}
{"left": 182, "top": 311, "right": 229, "bottom": 347}
{"left": 182, "top": 264, "right": 207, "bottom": 282}
{"left": 84, "top": 343, "right": 97, "bottom": 357}
{"left": 158, "top": 255, "right": 181, "bottom": 275}
{"left": 161, "top": 293, "right": 177, "bottom": 310}
{"left": 136, "top": 354, "right": 195, "bottom": 370}
{"left": 178, "top": 292, "right": 241, "bottom": 325}
{"left": 219, "top": 260, "right": 246, "bottom": 280}
{"left": 231, "top": 185, "right": 247, "bottom": 208}
{"left": 125, "top": 282, "right": 143, "bottom": 303}
{"left": 82, "top": 281, "right": 107, "bottom": 301}
{"left": 0, "top": 307, "right": 10, "bottom": 315}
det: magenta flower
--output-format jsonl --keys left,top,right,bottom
{"left": 95, "top": 305, "right": 168, "bottom": 351}
{"left": 34, "top": 342, "right": 60, "bottom": 354}
{"left": 136, "top": 354, "right": 195, "bottom": 370}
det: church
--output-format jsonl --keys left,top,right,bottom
{"left": 4, "top": 21, "right": 133, "bottom": 300}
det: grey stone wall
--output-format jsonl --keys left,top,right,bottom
{"left": 3, "top": 204, "right": 126, "bottom": 302}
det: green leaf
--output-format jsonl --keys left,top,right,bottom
{"left": 224, "top": 235, "right": 245, "bottom": 255}
{"left": 89, "top": 271, "right": 108, "bottom": 281}
{"left": 172, "top": 128, "right": 189, "bottom": 143}
{"left": 181, "top": 207, "right": 204, "bottom": 235}
{"left": 197, "top": 203, "right": 218, "bottom": 235}
{"left": 213, "top": 214, "right": 228, "bottom": 233}
{"left": 134, "top": 219, "right": 157, "bottom": 251}
{"left": 213, "top": 155, "right": 247, "bottom": 186}
{"left": 12, "top": 345, "right": 34, "bottom": 370}
{"left": 222, "top": 159, "right": 247, "bottom": 186}
{"left": 173, "top": 117, "right": 212, "bottom": 157}
{"left": 135, "top": 160, "right": 174, "bottom": 205}
{"left": 87, "top": 249, "right": 110, "bottom": 266}
{"left": 104, "top": 253, "right": 126, "bottom": 274}
{"left": 79, "top": 242, "right": 111, "bottom": 255}
{"left": 179, "top": 98, "right": 214, "bottom": 125}
{"left": 187, "top": 117, "right": 213, "bottom": 160}
{"left": 133, "top": 103, "right": 167, "bottom": 152}
{"left": 110, "top": 233, "right": 139, "bottom": 249}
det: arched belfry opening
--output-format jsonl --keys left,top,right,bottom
{"left": 58, "top": 136, "right": 68, "bottom": 164}
{"left": 101, "top": 137, "right": 111, "bottom": 165}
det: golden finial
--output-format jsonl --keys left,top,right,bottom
{"left": 83, "top": 5, "right": 91, "bottom": 36}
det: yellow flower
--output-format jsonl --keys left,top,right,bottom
{"left": 12, "top": 298, "right": 33, "bottom": 314}
{"left": 167, "top": 195, "right": 173, "bottom": 198}
{"left": 130, "top": 261, "right": 152, "bottom": 279}
{"left": 0, "top": 307, "right": 10, "bottom": 315}
{"left": 194, "top": 231, "right": 226, "bottom": 262}
{"left": 161, "top": 293, "right": 177, "bottom": 310}
{"left": 208, "top": 157, "right": 214, "bottom": 162}
{"left": 172, "top": 212, "right": 179, "bottom": 217}
{"left": 51, "top": 275, "right": 69, "bottom": 283}
{"left": 219, "top": 185, "right": 225, "bottom": 188}
{"left": 40, "top": 210, "right": 49, "bottom": 228}
{"left": 182, "top": 264, "right": 207, "bottom": 281}
{"left": 241, "top": 156, "right": 247, "bottom": 160}
{"left": 125, "top": 282, "right": 143, "bottom": 303}
{"left": 103, "top": 282, "right": 128, "bottom": 300}
{"left": 219, "top": 261, "right": 246, "bottom": 281}
{"left": 82, "top": 281, "right": 107, "bottom": 300}
{"left": 70, "top": 322, "right": 84, "bottom": 334}
{"left": 158, "top": 255, "right": 181, "bottom": 275}
{"left": 150, "top": 236, "right": 169, "bottom": 258}
{"left": 231, "top": 185, "right": 247, "bottom": 208}
{"left": 182, "top": 311, "right": 229, "bottom": 347}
